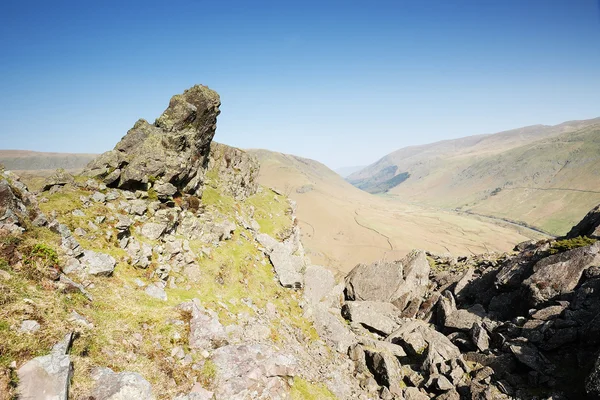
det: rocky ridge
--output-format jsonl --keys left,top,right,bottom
{"left": 2, "top": 84, "right": 600, "bottom": 400}
{"left": 0, "top": 85, "right": 371, "bottom": 400}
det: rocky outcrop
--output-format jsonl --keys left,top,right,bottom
{"left": 344, "top": 250, "right": 430, "bottom": 314}
{"left": 84, "top": 85, "right": 221, "bottom": 196}
{"left": 0, "top": 171, "right": 41, "bottom": 234}
{"left": 567, "top": 203, "right": 600, "bottom": 239}
{"left": 207, "top": 142, "right": 259, "bottom": 200}
{"left": 256, "top": 228, "right": 306, "bottom": 288}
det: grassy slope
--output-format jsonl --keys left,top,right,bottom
{"left": 347, "top": 118, "right": 600, "bottom": 236}
{"left": 388, "top": 124, "right": 600, "bottom": 235}
{"left": 247, "top": 149, "right": 544, "bottom": 275}
{"left": 0, "top": 172, "right": 333, "bottom": 399}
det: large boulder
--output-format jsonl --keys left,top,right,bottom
{"left": 17, "top": 334, "right": 73, "bottom": 400}
{"left": 345, "top": 250, "right": 430, "bottom": 312}
{"left": 567, "top": 203, "right": 600, "bottom": 239}
{"left": 523, "top": 242, "right": 600, "bottom": 305}
{"left": 341, "top": 301, "right": 402, "bottom": 336}
{"left": 83, "top": 85, "right": 221, "bottom": 196}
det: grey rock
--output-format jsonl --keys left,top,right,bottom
{"left": 586, "top": 353, "right": 600, "bottom": 397}
{"left": 444, "top": 308, "right": 484, "bottom": 332}
{"left": 41, "top": 169, "right": 75, "bottom": 191}
{"left": 145, "top": 283, "right": 167, "bottom": 301}
{"left": 153, "top": 181, "right": 177, "bottom": 198}
{"left": 357, "top": 336, "right": 407, "bottom": 358}
{"left": 61, "top": 235, "right": 84, "bottom": 258}
{"left": 310, "top": 303, "right": 356, "bottom": 354}
{"left": 523, "top": 242, "right": 600, "bottom": 305}
{"left": 403, "top": 387, "right": 429, "bottom": 400}
{"left": 91, "top": 191, "right": 106, "bottom": 203}
{"left": 180, "top": 300, "right": 228, "bottom": 350}
{"left": 211, "top": 343, "right": 296, "bottom": 400}
{"left": 509, "top": 344, "right": 551, "bottom": 373}
{"left": 81, "top": 250, "right": 116, "bottom": 276}
{"left": 255, "top": 233, "right": 280, "bottom": 254}
{"left": 129, "top": 200, "right": 148, "bottom": 215}
{"left": 470, "top": 322, "right": 490, "bottom": 351}
{"left": 91, "top": 367, "right": 154, "bottom": 400}
{"left": 206, "top": 142, "right": 259, "bottom": 200}
{"left": 32, "top": 212, "right": 48, "bottom": 227}
{"left": 386, "top": 319, "right": 462, "bottom": 364}
{"left": 17, "top": 336, "right": 73, "bottom": 400}
{"left": 345, "top": 250, "right": 430, "bottom": 312}
{"left": 115, "top": 215, "right": 133, "bottom": 231}
{"left": 72, "top": 209, "right": 85, "bottom": 217}
{"left": 364, "top": 348, "right": 404, "bottom": 396}
{"left": 83, "top": 85, "right": 222, "bottom": 198}
{"left": 268, "top": 246, "right": 304, "bottom": 288}
{"left": 19, "top": 320, "right": 41, "bottom": 333}
{"left": 531, "top": 304, "right": 567, "bottom": 320}
{"left": 140, "top": 222, "right": 167, "bottom": 241}
{"left": 303, "top": 265, "right": 338, "bottom": 306}
{"left": 341, "top": 301, "right": 402, "bottom": 336}
{"left": 74, "top": 227, "right": 87, "bottom": 236}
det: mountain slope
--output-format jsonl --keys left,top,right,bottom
{"left": 347, "top": 117, "right": 600, "bottom": 235}
{"left": 247, "top": 149, "right": 545, "bottom": 273}
{"left": 0, "top": 150, "right": 97, "bottom": 171}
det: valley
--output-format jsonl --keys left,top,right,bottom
{"left": 347, "top": 118, "right": 600, "bottom": 236}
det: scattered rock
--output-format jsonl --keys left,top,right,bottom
{"left": 145, "top": 283, "right": 167, "bottom": 301}
{"left": 80, "top": 250, "right": 116, "bottom": 276}
{"left": 19, "top": 320, "right": 41, "bottom": 333}
{"left": 91, "top": 367, "right": 154, "bottom": 400}
{"left": 140, "top": 222, "right": 167, "bottom": 241}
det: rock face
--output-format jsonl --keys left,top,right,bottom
{"left": 0, "top": 172, "right": 40, "bottom": 234}
{"left": 17, "top": 334, "right": 73, "bottom": 400}
{"left": 84, "top": 85, "right": 221, "bottom": 196}
{"left": 207, "top": 142, "right": 259, "bottom": 200}
{"left": 567, "top": 203, "right": 600, "bottom": 239}
{"left": 523, "top": 242, "right": 600, "bottom": 305}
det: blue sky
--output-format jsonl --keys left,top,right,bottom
{"left": 1, "top": 0, "right": 599, "bottom": 169}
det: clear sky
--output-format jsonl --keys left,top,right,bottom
{"left": 1, "top": 0, "right": 599, "bottom": 169}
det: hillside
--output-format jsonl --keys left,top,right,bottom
{"left": 0, "top": 150, "right": 96, "bottom": 171}
{"left": 347, "top": 118, "right": 600, "bottom": 235}
{"left": 247, "top": 149, "right": 545, "bottom": 274}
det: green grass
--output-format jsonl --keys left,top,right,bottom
{"left": 290, "top": 377, "right": 337, "bottom": 400}
{"left": 549, "top": 236, "right": 597, "bottom": 255}
{"left": 2, "top": 180, "right": 322, "bottom": 398}
{"left": 245, "top": 189, "right": 292, "bottom": 239}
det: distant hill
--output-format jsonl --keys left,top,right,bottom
{"left": 0, "top": 150, "right": 97, "bottom": 171}
{"left": 334, "top": 165, "right": 366, "bottom": 178}
{"left": 347, "top": 117, "right": 600, "bottom": 235}
{"left": 247, "top": 148, "right": 544, "bottom": 273}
